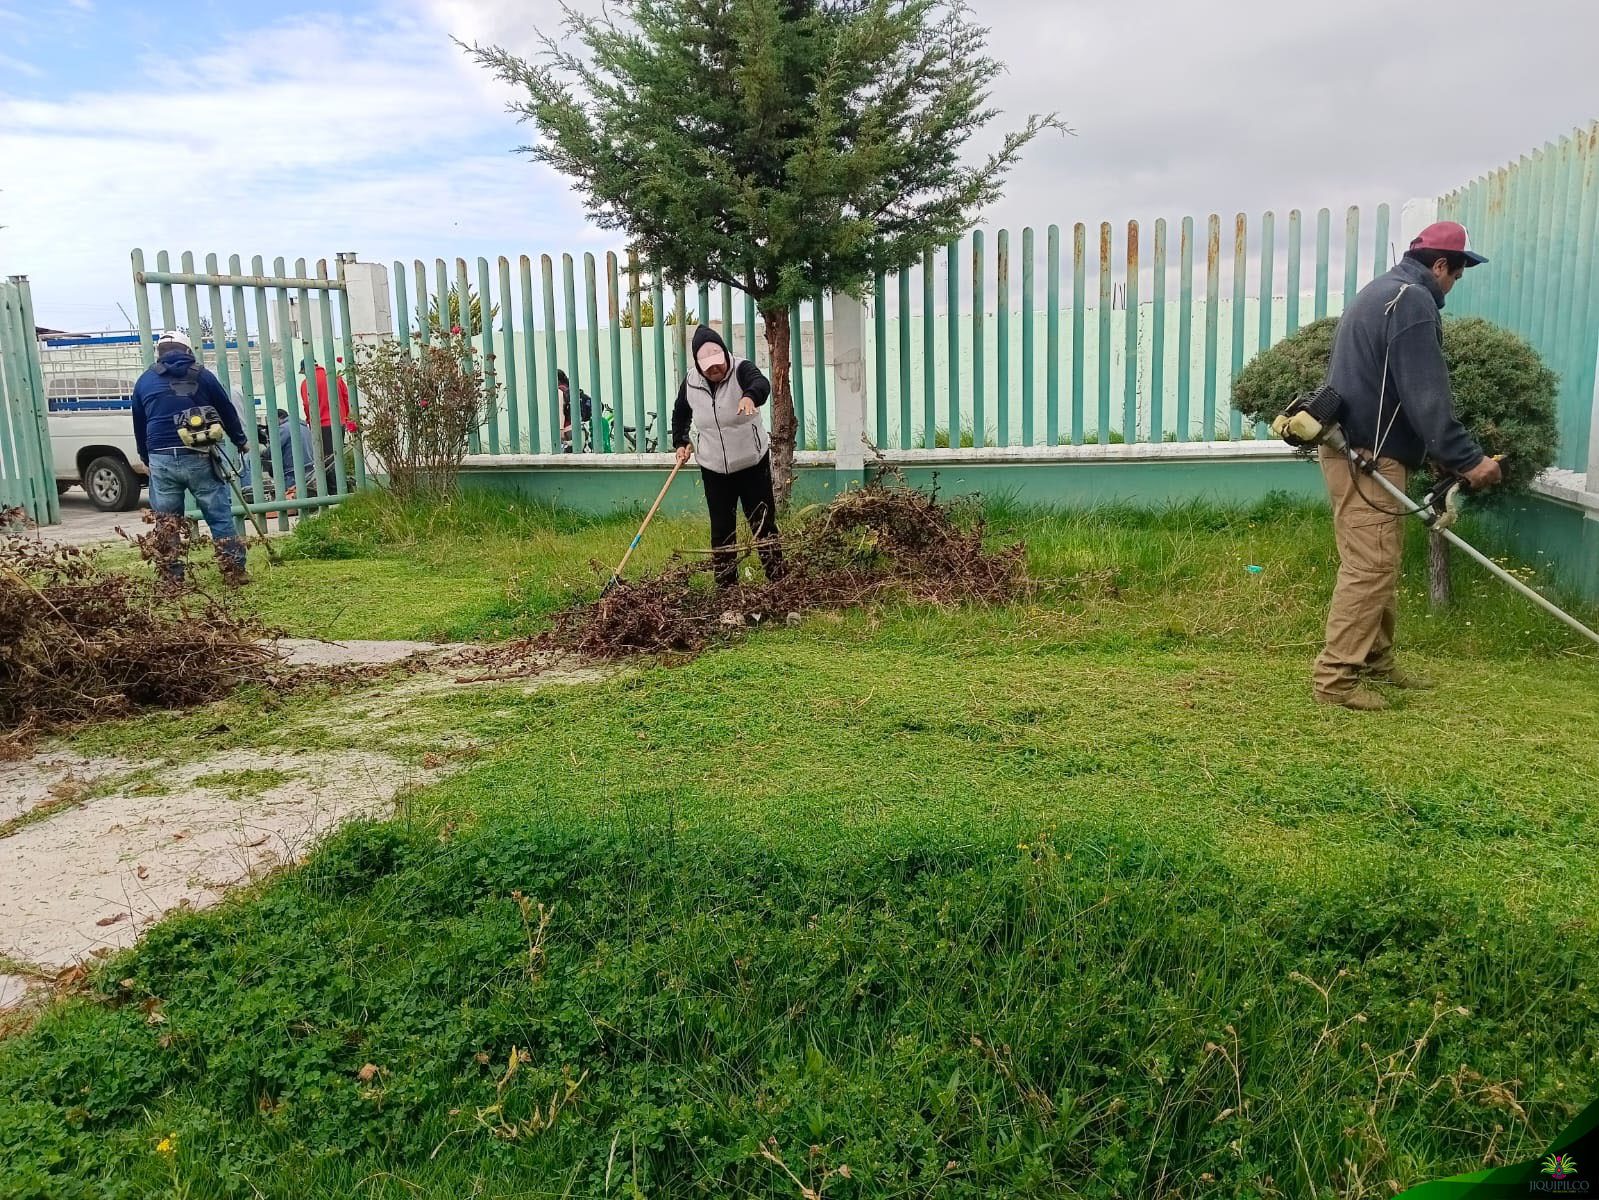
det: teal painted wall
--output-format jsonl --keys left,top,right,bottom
{"left": 883, "top": 458, "right": 1323, "bottom": 508}
{"left": 460, "top": 464, "right": 846, "bottom": 516}
{"left": 1470, "top": 495, "right": 1599, "bottom": 606}
{"left": 459, "top": 457, "right": 1327, "bottom": 516}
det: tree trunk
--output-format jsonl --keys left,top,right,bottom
{"left": 1428, "top": 530, "right": 1452, "bottom": 609}
{"left": 762, "top": 304, "right": 797, "bottom": 507}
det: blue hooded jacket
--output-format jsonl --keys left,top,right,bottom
{"left": 130, "top": 351, "right": 246, "bottom": 462}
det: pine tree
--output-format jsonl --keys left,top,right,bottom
{"left": 464, "top": 0, "right": 1059, "bottom": 500}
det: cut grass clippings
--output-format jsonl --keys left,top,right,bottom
{"left": 189, "top": 767, "right": 295, "bottom": 797}
{"left": 0, "top": 790, "right": 89, "bottom": 842}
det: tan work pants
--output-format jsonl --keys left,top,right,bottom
{"left": 1312, "top": 446, "right": 1409, "bottom": 698}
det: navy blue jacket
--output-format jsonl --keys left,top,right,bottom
{"left": 131, "top": 351, "right": 247, "bottom": 461}
{"left": 1326, "top": 258, "right": 1483, "bottom": 472}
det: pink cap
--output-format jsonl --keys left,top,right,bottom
{"left": 696, "top": 342, "right": 726, "bottom": 373}
{"left": 1409, "top": 221, "right": 1487, "bottom": 266}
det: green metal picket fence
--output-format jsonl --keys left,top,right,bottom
{"left": 124, "top": 145, "right": 1592, "bottom": 495}
{"left": 130, "top": 251, "right": 367, "bottom": 528}
{"left": 865, "top": 205, "right": 1392, "bottom": 449}
{"left": 392, "top": 254, "right": 833, "bottom": 456}
{"left": 430, "top": 204, "right": 1394, "bottom": 458}
{"left": 117, "top": 126, "right": 1599, "bottom": 491}
{"left": 1439, "top": 123, "right": 1599, "bottom": 474}
{"left": 0, "top": 276, "right": 58, "bottom": 526}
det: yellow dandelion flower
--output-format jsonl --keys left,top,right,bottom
{"left": 155, "top": 1135, "right": 176, "bottom": 1155}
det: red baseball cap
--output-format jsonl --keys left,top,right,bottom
{"left": 1409, "top": 221, "right": 1487, "bottom": 267}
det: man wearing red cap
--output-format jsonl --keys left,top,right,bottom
{"left": 1313, "top": 221, "right": 1502, "bottom": 711}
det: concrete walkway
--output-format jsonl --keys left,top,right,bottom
{"left": 0, "top": 641, "right": 605, "bottom": 1015}
{"left": 12, "top": 493, "right": 298, "bottom": 549}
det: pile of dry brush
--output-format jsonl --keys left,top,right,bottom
{"left": 518, "top": 478, "right": 1028, "bottom": 661}
{"left": 0, "top": 515, "right": 276, "bottom": 756}
{"left": 3, "top": 482, "right": 1029, "bottom": 753}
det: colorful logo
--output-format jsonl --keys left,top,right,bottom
{"left": 1542, "top": 1154, "right": 1579, "bottom": 1181}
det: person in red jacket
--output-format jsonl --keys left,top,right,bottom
{"left": 300, "top": 358, "right": 357, "bottom": 497}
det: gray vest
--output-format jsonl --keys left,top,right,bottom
{"left": 685, "top": 355, "right": 767, "bottom": 474}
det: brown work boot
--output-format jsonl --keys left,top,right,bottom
{"left": 1314, "top": 686, "right": 1389, "bottom": 712}
{"left": 220, "top": 562, "right": 250, "bottom": 589}
{"left": 1366, "top": 666, "right": 1435, "bottom": 691}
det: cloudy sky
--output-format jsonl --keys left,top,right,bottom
{"left": 2, "top": 0, "right": 1595, "bottom": 330}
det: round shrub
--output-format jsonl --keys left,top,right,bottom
{"left": 1231, "top": 317, "right": 1340, "bottom": 428}
{"left": 1232, "top": 316, "right": 1559, "bottom": 494}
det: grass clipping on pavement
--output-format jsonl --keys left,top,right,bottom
{"left": 533, "top": 478, "right": 1028, "bottom": 659}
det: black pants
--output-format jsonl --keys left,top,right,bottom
{"left": 702, "top": 454, "right": 783, "bottom": 589}
{"left": 315, "top": 425, "right": 338, "bottom": 497}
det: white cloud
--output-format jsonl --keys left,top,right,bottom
{"left": 0, "top": 50, "right": 42, "bottom": 77}
{"left": 968, "top": 0, "right": 1599, "bottom": 231}
{"left": 423, "top": 0, "right": 1599, "bottom": 226}
{"left": 420, "top": 0, "right": 563, "bottom": 64}
{"left": 9, "top": 0, "right": 1599, "bottom": 329}
{"left": 0, "top": 9, "right": 595, "bottom": 329}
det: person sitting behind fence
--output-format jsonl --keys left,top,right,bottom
{"left": 671, "top": 324, "right": 783, "bottom": 589}
{"left": 131, "top": 330, "right": 250, "bottom": 586}
{"left": 231, "top": 387, "right": 311, "bottom": 503}
{"left": 558, "top": 370, "right": 594, "bottom": 451}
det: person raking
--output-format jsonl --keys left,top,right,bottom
{"left": 671, "top": 325, "right": 784, "bottom": 589}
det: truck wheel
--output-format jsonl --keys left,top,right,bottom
{"left": 84, "top": 456, "right": 142, "bottom": 512}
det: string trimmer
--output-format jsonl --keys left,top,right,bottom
{"left": 600, "top": 457, "right": 684, "bottom": 597}
{"left": 1272, "top": 387, "right": 1599, "bottom": 647}
{"left": 176, "top": 407, "right": 282, "bottom": 566}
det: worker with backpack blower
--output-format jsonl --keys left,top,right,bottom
{"left": 130, "top": 329, "right": 251, "bottom": 586}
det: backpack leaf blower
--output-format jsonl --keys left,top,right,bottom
{"left": 176, "top": 407, "right": 281, "bottom": 566}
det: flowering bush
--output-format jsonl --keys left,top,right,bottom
{"left": 354, "top": 329, "right": 488, "bottom": 499}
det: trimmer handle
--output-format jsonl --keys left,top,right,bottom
{"left": 1458, "top": 454, "right": 1507, "bottom": 494}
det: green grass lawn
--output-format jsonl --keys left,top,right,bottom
{"left": 242, "top": 491, "right": 716, "bottom": 643}
{"left": 3, "top": 490, "right": 1597, "bottom": 1199}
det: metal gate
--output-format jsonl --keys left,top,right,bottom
{"left": 130, "top": 250, "right": 366, "bottom": 530}
{"left": 0, "top": 275, "right": 58, "bottom": 526}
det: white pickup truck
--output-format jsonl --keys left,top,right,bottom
{"left": 49, "top": 406, "right": 147, "bottom": 512}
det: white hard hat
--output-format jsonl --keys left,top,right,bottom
{"left": 156, "top": 329, "right": 193, "bottom": 351}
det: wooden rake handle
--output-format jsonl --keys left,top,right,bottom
{"left": 610, "top": 457, "right": 684, "bottom": 584}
